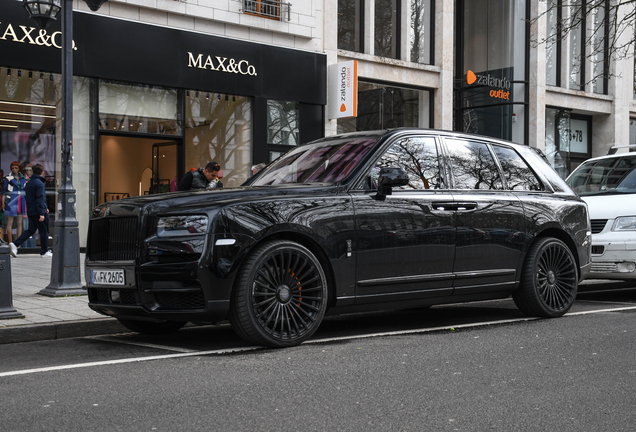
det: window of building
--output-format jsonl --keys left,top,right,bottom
{"left": 630, "top": 118, "right": 636, "bottom": 150}
{"left": 444, "top": 138, "right": 503, "bottom": 190}
{"left": 185, "top": 92, "right": 252, "bottom": 188}
{"left": 243, "top": 0, "right": 288, "bottom": 21}
{"left": 267, "top": 100, "right": 299, "bottom": 146}
{"left": 409, "top": 0, "right": 433, "bottom": 64}
{"left": 545, "top": 108, "right": 591, "bottom": 178}
{"left": 375, "top": 0, "right": 399, "bottom": 59}
{"left": 337, "top": 81, "right": 431, "bottom": 133}
{"left": 545, "top": 0, "right": 608, "bottom": 94}
{"left": 338, "top": 0, "right": 364, "bottom": 52}
{"left": 569, "top": 0, "right": 585, "bottom": 90}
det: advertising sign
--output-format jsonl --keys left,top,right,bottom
{"left": 328, "top": 61, "right": 357, "bottom": 119}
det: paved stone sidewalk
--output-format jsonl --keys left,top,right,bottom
{"left": 0, "top": 250, "right": 125, "bottom": 343}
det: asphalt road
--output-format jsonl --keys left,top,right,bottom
{"left": 1, "top": 284, "right": 636, "bottom": 431}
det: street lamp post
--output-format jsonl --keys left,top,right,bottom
{"left": 22, "top": 0, "right": 107, "bottom": 296}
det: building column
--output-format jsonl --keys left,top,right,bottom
{"left": 434, "top": 0, "right": 454, "bottom": 131}
{"left": 528, "top": 0, "right": 547, "bottom": 151}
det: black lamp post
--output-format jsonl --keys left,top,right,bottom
{"left": 23, "top": 0, "right": 108, "bottom": 296}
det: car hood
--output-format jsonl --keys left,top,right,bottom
{"left": 580, "top": 194, "right": 636, "bottom": 219}
{"left": 97, "top": 183, "right": 339, "bottom": 215}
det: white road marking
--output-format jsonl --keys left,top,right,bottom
{"left": 0, "top": 346, "right": 261, "bottom": 378}
{"left": 2, "top": 305, "right": 636, "bottom": 378}
{"left": 87, "top": 336, "right": 198, "bottom": 353}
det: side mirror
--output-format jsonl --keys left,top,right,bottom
{"left": 377, "top": 167, "right": 409, "bottom": 196}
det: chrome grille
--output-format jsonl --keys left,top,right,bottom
{"left": 591, "top": 262, "right": 619, "bottom": 273}
{"left": 590, "top": 219, "right": 608, "bottom": 234}
{"left": 88, "top": 217, "right": 138, "bottom": 260}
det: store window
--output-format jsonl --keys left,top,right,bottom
{"left": 0, "top": 68, "right": 94, "bottom": 248}
{"left": 545, "top": 108, "right": 590, "bottom": 178}
{"left": 455, "top": 0, "right": 527, "bottom": 144}
{"left": 375, "top": 0, "right": 399, "bottom": 59}
{"left": 630, "top": 118, "right": 636, "bottom": 150}
{"left": 185, "top": 92, "right": 252, "bottom": 188}
{"left": 337, "top": 81, "right": 431, "bottom": 133}
{"left": 98, "top": 81, "right": 179, "bottom": 134}
{"left": 338, "top": 0, "right": 364, "bottom": 53}
{"left": 410, "top": 0, "right": 433, "bottom": 64}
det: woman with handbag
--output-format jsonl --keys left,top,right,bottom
{"left": 2, "top": 161, "right": 27, "bottom": 244}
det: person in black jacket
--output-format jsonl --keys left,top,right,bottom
{"left": 177, "top": 161, "right": 223, "bottom": 191}
{"left": 9, "top": 164, "right": 50, "bottom": 257}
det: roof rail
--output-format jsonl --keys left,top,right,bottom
{"left": 608, "top": 144, "right": 636, "bottom": 155}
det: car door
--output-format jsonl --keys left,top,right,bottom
{"left": 442, "top": 137, "right": 526, "bottom": 296}
{"left": 351, "top": 135, "right": 456, "bottom": 304}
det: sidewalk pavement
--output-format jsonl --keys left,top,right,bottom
{"left": 0, "top": 251, "right": 126, "bottom": 344}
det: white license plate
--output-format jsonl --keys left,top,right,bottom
{"left": 91, "top": 269, "right": 125, "bottom": 286}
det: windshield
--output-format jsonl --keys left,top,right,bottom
{"left": 252, "top": 137, "right": 379, "bottom": 186}
{"left": 567, "top": 156, "right": 636, "bottom": 196}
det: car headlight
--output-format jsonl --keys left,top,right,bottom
{"left": 157, "top": 216, "right": 208, "bottom": 237}
{"left": 612, "top": 216, "right": 636, "bottom": 231}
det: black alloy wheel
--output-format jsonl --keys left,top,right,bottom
{"left": 117, "top": 318, "right": 187, "bottom": 335}
{"left": 229, "top": 240, "right": 328, "bottom": 348}
{"left": 513, "top": 237, "right": 578, "bottom": 317}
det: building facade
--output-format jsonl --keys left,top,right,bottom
{"left": 1, "top": 0, "right": 635, "bottom": 247}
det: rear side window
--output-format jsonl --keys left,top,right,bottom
{"left": 492, "top": 145, "right": 545, "bottom": 191}
{"left": 445, "top": 139, "right": 503, "bottom": 190}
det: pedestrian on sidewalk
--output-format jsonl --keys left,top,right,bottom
{"left": 177, "top": 161, "right": 223, "bottom": 191}
{"left": 9, "top": 164, "right": 51, "bottom": 258}
{"left": 2, "top": 161, "right": 26, "bottom": 244}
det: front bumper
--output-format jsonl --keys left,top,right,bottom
{"left": 85, "top": 260, "right": 233, "bottom": 322}
{"left": 588, "top": 231, "right": 636, "bottom": 279}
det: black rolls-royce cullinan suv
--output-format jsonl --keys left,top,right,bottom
{"left": 86, "top": 129, "right": 592, "bottom": 347}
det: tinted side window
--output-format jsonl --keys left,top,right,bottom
{"left": 492, "top": 145, "right": 545, "bottom": 191}
{"left": 445, "top": 139, "right": 503, "bottom": 190}
{"left": 371, "top": 136, "right": 443, "bottom": 190}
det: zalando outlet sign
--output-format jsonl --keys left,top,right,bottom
{"left": 466, "top": 70, "right": 511, "bottom": 100}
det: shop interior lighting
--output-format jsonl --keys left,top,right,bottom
{"left": 0, "top": 124, "right": 18, "bottom": 129}
{"left": 0, "top": 118, "right": 40, "bottom": 124}
{"left": 206, "top": 93, "right": 210, "bottom": 100}
{"left": 0, "top": 110, "right": 55, "bottom": 119}
{"left": 7, "top": 69, "right": 11, "bottom": 76}
{"left": 28, "top": 71, "right": 33, "bottom": 79}
{"left": 0, "top": 100, "right": 56, "bottom": 109}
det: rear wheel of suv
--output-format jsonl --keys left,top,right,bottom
{"left": 117, "top": 318, "right": 187, "bottom": 335}
{"left": 513, "top": 237, "right": 578, "bottom": 317}
{"left": 229, "top": 240, "right": 328, "bottom": 348}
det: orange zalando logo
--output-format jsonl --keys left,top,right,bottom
{"left": 466, "top": 69, "right": 511, "bottom": 100}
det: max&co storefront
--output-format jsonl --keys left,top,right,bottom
{"left": 0, "top": 1, "right": 327, "bottom": 248}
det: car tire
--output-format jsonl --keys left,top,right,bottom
{"left": 229, "top": 240, "right": 328, "bottom": 348}
{"left": 513, "top": 237, "right": 578, "bottom": 318}
{"left": 117, "top": 318, "right": 187, "bottom": 335}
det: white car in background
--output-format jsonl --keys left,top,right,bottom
{"left": 566, "top": 146, "right": 636, "bottom": 280}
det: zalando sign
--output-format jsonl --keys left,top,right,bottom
{"left": 466, "top": 70, "right": 511, "bottom": 100}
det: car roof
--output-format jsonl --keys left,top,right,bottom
{"left": 576, "top": 152, "right": 636, "bottom": 165}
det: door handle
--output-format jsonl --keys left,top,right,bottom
{"left": 455, "top": 202, "right": 477, "bottom": 211}
{"left": 432, "top": 202, "right": 456, "bottom": 211}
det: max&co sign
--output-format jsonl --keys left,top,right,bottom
{"left": 187, "top": 52, "right": 257, "bottom": 76}
{"left": 466, "top": 70, "right": 511, "bottom": 100}
{"left": 0, "top": 22, "right": 77, "bottom": 50}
